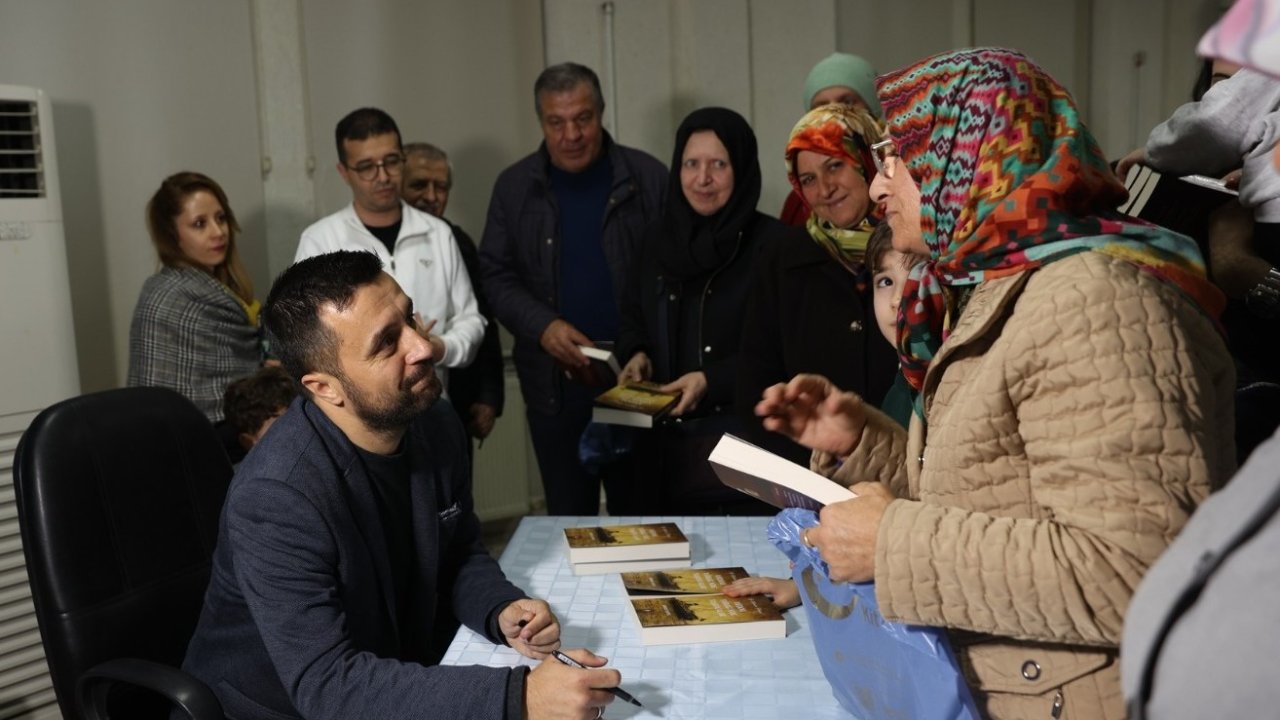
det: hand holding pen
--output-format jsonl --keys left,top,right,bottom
{"left": 552, "top": 650, "right": 643, "bottom": 708}
{"left": 527, "top": 648, "right": 632, "bottom": 719}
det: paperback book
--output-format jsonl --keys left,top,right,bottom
{"left": 592, "top": 381, "right": 680, "bottom": 429}
{"left": 559, "top": 342, "right": 622, "bottom": 387}
{"left": 563, "top": 522, "right": 690, "bottom": 565}
{"left": 620, "top": 567, "right": 751, "bottom": 596}
{"left": 707, "top": 433, "right": 856, "bottom": 512}
{"left": 571, "top": 557, "right": 693, "bottom": 577}
{"left": 628, "top": 593, "right": 785, "bottom": 646}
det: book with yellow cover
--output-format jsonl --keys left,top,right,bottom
{"left": 629, "top": 593, "right": 786, "bottom": 646}
{"left": 592, "top": 382, "right": 680, "bottom": 428}
{"left": 563, "top": 522, "right": 690, "bottom": 565}
{"left": 621, "top": 567, "right": 750, "bottom": 596}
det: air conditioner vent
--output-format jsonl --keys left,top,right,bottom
{"left": 0, "top": 100, "right": 43, "bottom": 199}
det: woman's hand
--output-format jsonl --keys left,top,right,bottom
{"left": 723, "top": 576, "right": 801, "bottom": 610}
{"left": 808, "top": 482, "right": 896, "bottom": 583}
{"left": 661, "top": 371, "right": 708, "bottom": 416}
{"left": 619, "top": 351, "right": 652, "bottom": 384}
{"left": 755, "top": 374, "right": 867, "bottom": 457}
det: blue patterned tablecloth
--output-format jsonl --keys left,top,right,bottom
{"left": 441, "top": 516, "right": 852, "bottom": 719}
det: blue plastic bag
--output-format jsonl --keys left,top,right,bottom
{"left": 769, "top": 508, "right": 980, "bottom": 720}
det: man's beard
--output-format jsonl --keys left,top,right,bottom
{"left": 344, "top": 364, "right": 442, "bottom": 434}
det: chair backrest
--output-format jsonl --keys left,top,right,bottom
{"left": 13, "top": 387, "right": 232, "bottom": 717}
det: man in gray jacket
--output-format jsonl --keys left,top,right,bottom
{"left": 479, "top": 63, "right": 666, "bottom": 515}
{"left": 180, "top": 251, "right": 619, "bottom": 719}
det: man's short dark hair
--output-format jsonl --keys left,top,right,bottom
{"left": 334, "top": 107, "right": 401, "bottom": 164}
{"left": 533, "top": 62, "right": 605, "bottom": 118}
{"left": 223, "top": 366, "right": 297, "bottom": 437}
{"left": 264, "top": 251, "right": 386, "bottom": 390}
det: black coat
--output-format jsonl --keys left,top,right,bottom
{"left": 735, "top": 230, "right": 900, "bottom": 465}
{"left": 617, "top": 211, "right": 789, "bottom": 417}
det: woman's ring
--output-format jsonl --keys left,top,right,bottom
{"left": 594, "top": 707, "right": 604, "bottom": 720}
{"left": 801, "top": 527, "right": 816, "bottom": 549}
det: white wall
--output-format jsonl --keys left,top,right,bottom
{"left": 302, "top": 0, "right": 545, "bottom": 239}
{"left": 0, "top": 0, "right": 266, "bottom": 394}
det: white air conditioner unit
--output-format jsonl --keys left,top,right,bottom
{"left": 0, "top": 84, "right": 77, "bottom": 720}
{"left": 0, "top": 85, "right": 78, "bottom": 415}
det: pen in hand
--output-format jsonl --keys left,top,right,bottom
{"left": 551, "top": 649, "right": 644, "bottom": 708}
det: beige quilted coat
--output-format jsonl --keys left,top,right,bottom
{"left": 816, "top": 252, "right": 1236, "bottom": 719}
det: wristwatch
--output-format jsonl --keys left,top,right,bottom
{"left": 1245, "top": 267, "right": 1280, "bottom": 319}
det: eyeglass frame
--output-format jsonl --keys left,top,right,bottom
{"left": 870, "top": 138, "right": 897, "bottom": 179}
{"left": 345, "top": 153, "right": 406, "bottom": 181}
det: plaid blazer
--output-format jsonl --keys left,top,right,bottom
{"left": 127, "top": 266, "right": 263, "bottom": 422}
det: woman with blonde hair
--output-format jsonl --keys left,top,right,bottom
{"left": 128, "top": 171, "right": 266, "bottom": 425}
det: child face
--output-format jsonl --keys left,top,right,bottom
{"left": 872, "top": 249, "right": 915, "bottom": 346}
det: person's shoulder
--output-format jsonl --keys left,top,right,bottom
{"left": 401, "top": 203, "right": 453, "bottom": 237}
{"left": 232, "top": 399, "right": 329, "bottom": 494}
{"left": 139, "top": 266, "right": 216, "bottom": 303}
{"left": 493, "top": 149, "right": 544, "bottom": 187}
{"left": 613, "top": 143, "right": 666, "bottom": 176}
{"left": 299, "top": 205, "right": 356, "bottom": 242}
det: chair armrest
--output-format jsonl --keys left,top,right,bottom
{"left": 77, "top": 657, "right": 223, "bottom": 720}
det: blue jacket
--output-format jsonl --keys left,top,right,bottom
{"left": 478, "top": 134, "right": 667, "bottom": 414}
{"left": 181, "top": 397, "right": 526, "bottom": 719}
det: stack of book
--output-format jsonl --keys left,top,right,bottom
{"left": 563, "top": 522, "right": 691, "bottom": 576}
{"left": 621, "top": 566, "right": 785, "bottom": 646}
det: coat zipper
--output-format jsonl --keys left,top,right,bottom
{"left": 1050, "top": 689, "right": 1063, "bottom": 718}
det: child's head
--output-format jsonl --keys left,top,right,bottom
{"left": 866, "top": 223, "right": 924, "bottom": 346}
{"left": 223, "top": 365, "right": 297, "bottom": 451}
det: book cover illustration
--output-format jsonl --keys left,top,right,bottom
{"left": 632, "top": 593, "right": 782, "bottom": 628}
{"left": 594, "top": 382, "right": 680, "bottom": 414}
{"left": 621, "top": 567, "right": 750, "bottom": 596}
{"left": 564, "top": 522, "right": 687, "bottom": 550}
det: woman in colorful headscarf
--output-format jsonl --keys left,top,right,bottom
{"left": 756, "top": 48, "right": 1237, "bottom": 719}
{"left": 736, "top": 104, "right": 899, "bottom": 467}
{"left": 613, "top": 107, "right": 791, "bottom": 514}
{"left": 778, "top": 52, "right": 885, "bottom": 225}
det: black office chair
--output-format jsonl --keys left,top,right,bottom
{"left": 13, "top": 387, "right": 229, "bottom": 719}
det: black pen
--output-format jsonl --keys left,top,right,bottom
{"left": 551, "top": 649, "right": 644, "bottom": 708}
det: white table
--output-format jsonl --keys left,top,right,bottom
{"left": 441, "top": 516, "right": 852, "bottom": 719}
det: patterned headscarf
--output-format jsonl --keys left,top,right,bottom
{"left": 785, "top": 104, "right": 885, "bottom": 274}
{"left": 1198, "top": 0, "right": 1280, "bottom": 78}
{"left": 877, "top": 48, "right": 1225, "bottom": 393}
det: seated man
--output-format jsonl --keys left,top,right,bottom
{"left": 181, "top": 250, "right": 618, "bottom": 719}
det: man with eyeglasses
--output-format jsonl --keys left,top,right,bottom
{"left": 478, "top": 63, "right": 666, "bottom": 516}
{"left": 297, "top": 108, "right": 485, "bottom": 391}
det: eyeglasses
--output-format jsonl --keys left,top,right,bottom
{"left": 346, "top": 154, "right": 405, "bottom": 181}
{"left": 870, "top": 138, "right": 897, "bottom": 179}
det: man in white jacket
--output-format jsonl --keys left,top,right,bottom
{"left": 296, "top": 108, "right": 485, "bottom": 389}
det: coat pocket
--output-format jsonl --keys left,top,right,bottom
{"left": 959, "top": 641, "right": 1117, "bottom": 719}
{"left": 962, "top": 642, "right": 1111, "bottom": 695}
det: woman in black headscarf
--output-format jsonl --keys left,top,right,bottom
{"left": 614, "top": 107, "right": 794, "bottom": 515}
